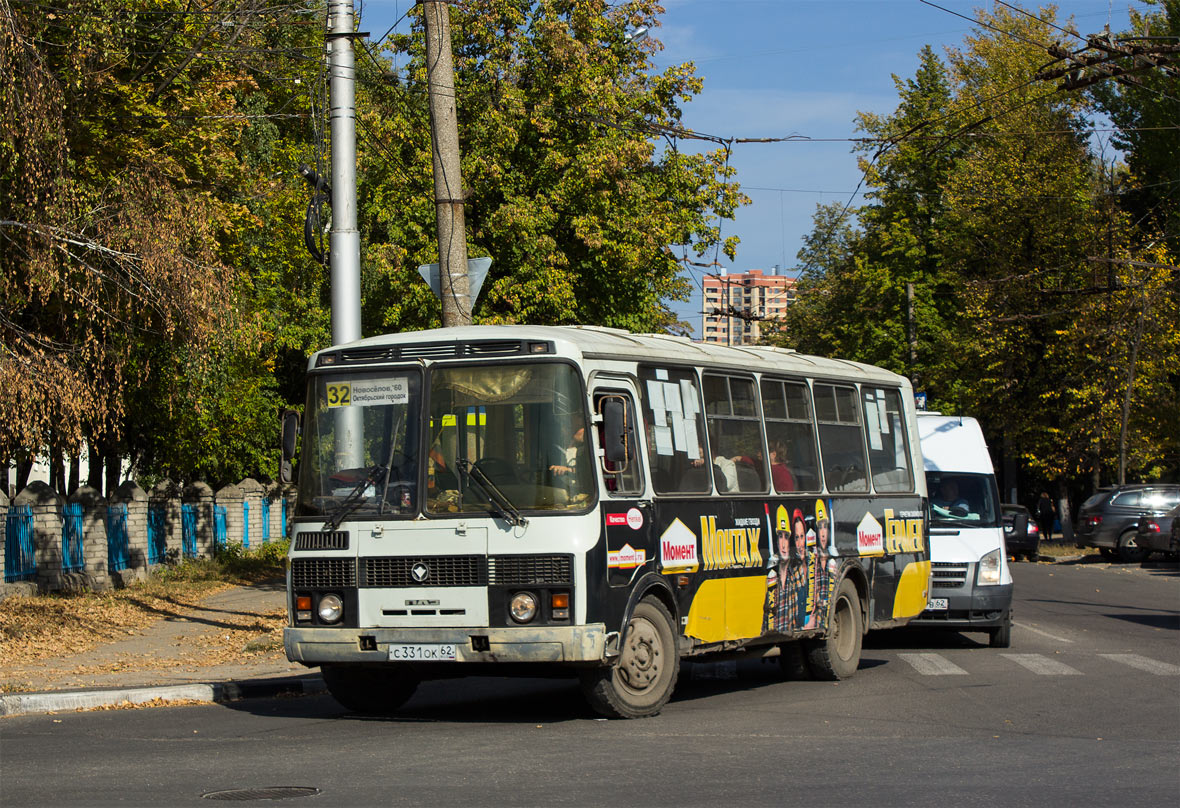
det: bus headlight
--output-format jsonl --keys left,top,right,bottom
{"left": 318, "top": 593, "right": 344, "bottom": 624}
{"left": 509, "top": 591, "right": 538, "bottom": 623}
{"left": 977, "top": 549, "right": 1002, "bottom": 585}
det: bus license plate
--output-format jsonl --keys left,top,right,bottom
{"left": 927, "top": 598, "right": 949, "bottom": 611}
{"left": 388, "top": 643, "right": 457, "bottom": 661}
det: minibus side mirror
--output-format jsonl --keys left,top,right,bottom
{"left": 280, "top": 410, "right": 301, "bottom": 484}
{"left": 600, "top": 398, "right": 630, "bottom": 467}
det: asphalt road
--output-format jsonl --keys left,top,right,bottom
{"left": 2, "top": 560, "right": 1177, "bottom": 807}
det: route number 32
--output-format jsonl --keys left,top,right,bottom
{"left": 325, "top": 383, "right": 352, "bottom": 407}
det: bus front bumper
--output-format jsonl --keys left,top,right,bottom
{"left": 285, "top": 624, "right": 610, "bottom": 666}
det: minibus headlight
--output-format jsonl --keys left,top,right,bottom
{"left": 318, "top": 593, "right": 344, "bottom": 624}
{"left": 977, "top": 549, "right": 1002, "bottom": 585}
{"left": 509, "top": 591, "right": 538, "bottom": 623}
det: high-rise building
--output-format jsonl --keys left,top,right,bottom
{"left": 701, "top": 269, "right": 797, "bottom": 345}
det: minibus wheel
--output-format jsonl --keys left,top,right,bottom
{"left": 321, "top": 664, "right": 419, "bottom": 715}
{"left": 580, "top": 597, "right": 680, "bottom": 718}
{"left": 805, "top": 578, "right": 862, "bottom": 680}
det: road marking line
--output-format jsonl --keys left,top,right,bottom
{"left": 1098, "top": 654, "right": 1180, "bottom": 676}
{"left": 1013, "top": 621, "right": 1074, "bottom": 644}
{"left": 1001, "top": 654, "right": 1082, "bottom": 675}
{"left": 898, "top": 653, "right": 968, "bottom": 675}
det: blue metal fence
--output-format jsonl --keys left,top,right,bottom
{"left": 107, "top": 504, "right": 130, "bottom": 572}
{"left": 214, "top": 505, "right": 227, "bottom": 549}
{"left": 242, "top": 501, "right": 250, "bottom": 548}
{"left": 260, "top": 498, "right": 271, "bottom": 543}
{"left": 147, "top": 504, "right": 167, "bottom": 564}
{"left": 181, "top": 504, "right": 197, "bottom": 558}
{"left": 281, "top": 498, "right": 287, "bottom": 538}
{"left": 5, "top": 505, "right": 35, "bottom": 582}
{"left": 62, "top": 502, "right": 84, "bottom": 572}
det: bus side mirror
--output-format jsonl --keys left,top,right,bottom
{"left": 600, "top": 398, "right": 630, "bottom": 466}
{"left": 280, "top": 410, "right": 301, "bottom": 484}
{"left": 1012, "top": 511, "right": 1028, "bottom": 538}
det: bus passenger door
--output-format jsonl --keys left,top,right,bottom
{"left": 592, "top": 385, "right": 654, "bottom": 589}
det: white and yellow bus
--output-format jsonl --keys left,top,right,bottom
{"left": 282, "top": 325, "right": 930, "bottom": 718}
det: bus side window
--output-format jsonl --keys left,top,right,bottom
{"left": 703, "top": 373, "right": 766, "bottom": 493}
{"left": 814, "top": 383, "right": 869, "bottom": 492}
{"left": 862, "top": 388, "right": 914, "bottom": 492}
{"left": 595, "top": 392, "right": 643, "bottom": 496}
{"left": 761, "top": 378, "right": 821, "bottom": 493}
{"left": 638, "top": 366, "right": 711, "bottom": 495}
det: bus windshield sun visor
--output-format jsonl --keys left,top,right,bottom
{"left": 455, "top": 457, "right": 529, "bottom": 528}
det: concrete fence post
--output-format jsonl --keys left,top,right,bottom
{"left": 18, "top": 482, "right": 65, "bottom": 593}
{"left": 111, "top": 481, "right": 149, "bottom": 584}
{"left": 238, "top": 478, "right": 264, "bottom": 547}
{"left": 182, "top": 482, "right": 215, "bottom": 558}
{"left": 67, "top": 486, "right": 112, "bottom": 592}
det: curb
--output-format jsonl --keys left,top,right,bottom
{"left": 0, "top": 675, "right": 326, "bottom": 718}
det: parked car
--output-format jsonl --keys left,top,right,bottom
{"left": 1135, "top": 504, "right": 1180, "bottom": 560}
{"left": 1002, "top": 504, "right": 1040, "bottom": 560}
{"left": 1075, "top": 485, "right": 1180, "bottom": 562}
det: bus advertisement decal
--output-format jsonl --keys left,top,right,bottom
{"left": 607, "top": 544, "right": 646, "bottom": 569}
{"left": 659, "top": 518, "right": 699, "bottom": 573}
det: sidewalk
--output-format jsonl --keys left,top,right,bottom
{"left": 0, "top": 583, "right": 324, "bottom": 718}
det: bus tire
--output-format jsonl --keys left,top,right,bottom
{"left": 580, "top": 597, "right": 680, "bottom": 718}
{"left": 804, "top": 578, "right": 863, "bottom": 681}
{"left": 321, "top": 664, "right": 419, "bottom": 715}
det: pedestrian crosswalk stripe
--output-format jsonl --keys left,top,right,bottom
{"left": 1001, "top": 654, "right": 1082, "bottom": 675}
{"left": 898, "top": 653, "right": 968, "bottom": 675}
{"left": 1099, "top": 654, "right": 1180, "bottom": 676}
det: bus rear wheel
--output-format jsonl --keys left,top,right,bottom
{"left": 581, "top": 597, "right": 680, "bottom": 719}
{"left": 321, "top": 664, "right": 419, "bottom": 715}
{"left": 804, "top": 578, "right": 863, "bottom": 680}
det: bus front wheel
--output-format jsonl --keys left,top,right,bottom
{"left": 321, "top": 664, "right": 419, "bottom": 715}
{"left": 805, "top": 578, "right": 863, "bottom": 680}
{"left": 581, "top": 597, "right": 680, "bottom": 718}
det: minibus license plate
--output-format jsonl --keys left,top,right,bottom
{"left": 388, "top": 643, "right": 457, "bottom": 661}
{"left": 927, "top": 598, "right": 949, "bottom": 611}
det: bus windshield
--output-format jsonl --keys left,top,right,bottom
{"left": 926, "top": 471, "right": 999, "bottom": 528}
{"left": 297, "top": 370, "right": 424, "bottom": 521}
{"left": 425, "top": 362, "right": 593, "bottom": 515}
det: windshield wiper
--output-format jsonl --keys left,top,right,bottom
{"left": 322, "top": 465, "right": 386, "bottom": 532}
{"left": 455, "top": 458, "right": 528, "bottom": 528}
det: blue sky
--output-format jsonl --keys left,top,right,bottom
{"left": 358, "top": 0, "right": 1143, "bottom": 334}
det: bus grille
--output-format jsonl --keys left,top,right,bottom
{"left": 293, "top": 531, "right": 349, "bottom": 551}
{"left": 291, "top": 557, "right": 356, "bottom": 588}
{"left": 931, "top": 562, "right": 969, "bottom": 588}
{"left": 488, "top": 554, "right": 573, "bottom": 585}
{"left": 361, "top": 555, "right": 486, "bottom": 587}
{"left": 338, "top": 340, "right": 547, "bottom": 364}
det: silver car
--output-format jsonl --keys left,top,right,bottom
{"left": 1075, "top": 485, "right": 1180, "bottom": 562}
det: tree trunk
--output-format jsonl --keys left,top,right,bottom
{"left": 87, "top": 437, "right": 104, "bottom": 490}
{"left": 15, "top": 457, "right": 33, "bottom": 491}
{"left": 105, "top": 453, "right": 121, "bottom": 498}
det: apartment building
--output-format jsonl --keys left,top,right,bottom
{"left": 701, "top": 269, "right": 797, "bottom": 345}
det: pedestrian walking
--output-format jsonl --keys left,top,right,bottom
{"left": 1037, "top": 491, "right": 1055, "bottom": 541}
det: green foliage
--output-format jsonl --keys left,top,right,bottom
{"left": 777, "top": 4, "right": 1180, "bottom": 489}
{"left": 359, "top": 0, "right": 746, "bottom": 332}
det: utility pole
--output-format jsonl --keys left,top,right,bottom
{"left": 423, "top": 0, "right": 472, "bottom": 326}
{"left": 327, "top": 0, "right": 362, "bottom": 467}
{"left": 327, "top": 0, "right": 361, "bottom": 347}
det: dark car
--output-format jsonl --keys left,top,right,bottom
{"left": 1135, "top": 504, "right": 1180, "bottom": 559}
{"left": 1002, "top": 504, "right": 1040, "bottom": 560}
{"left": 1075, "top": 485, "right": 1180, "bottom": 562}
